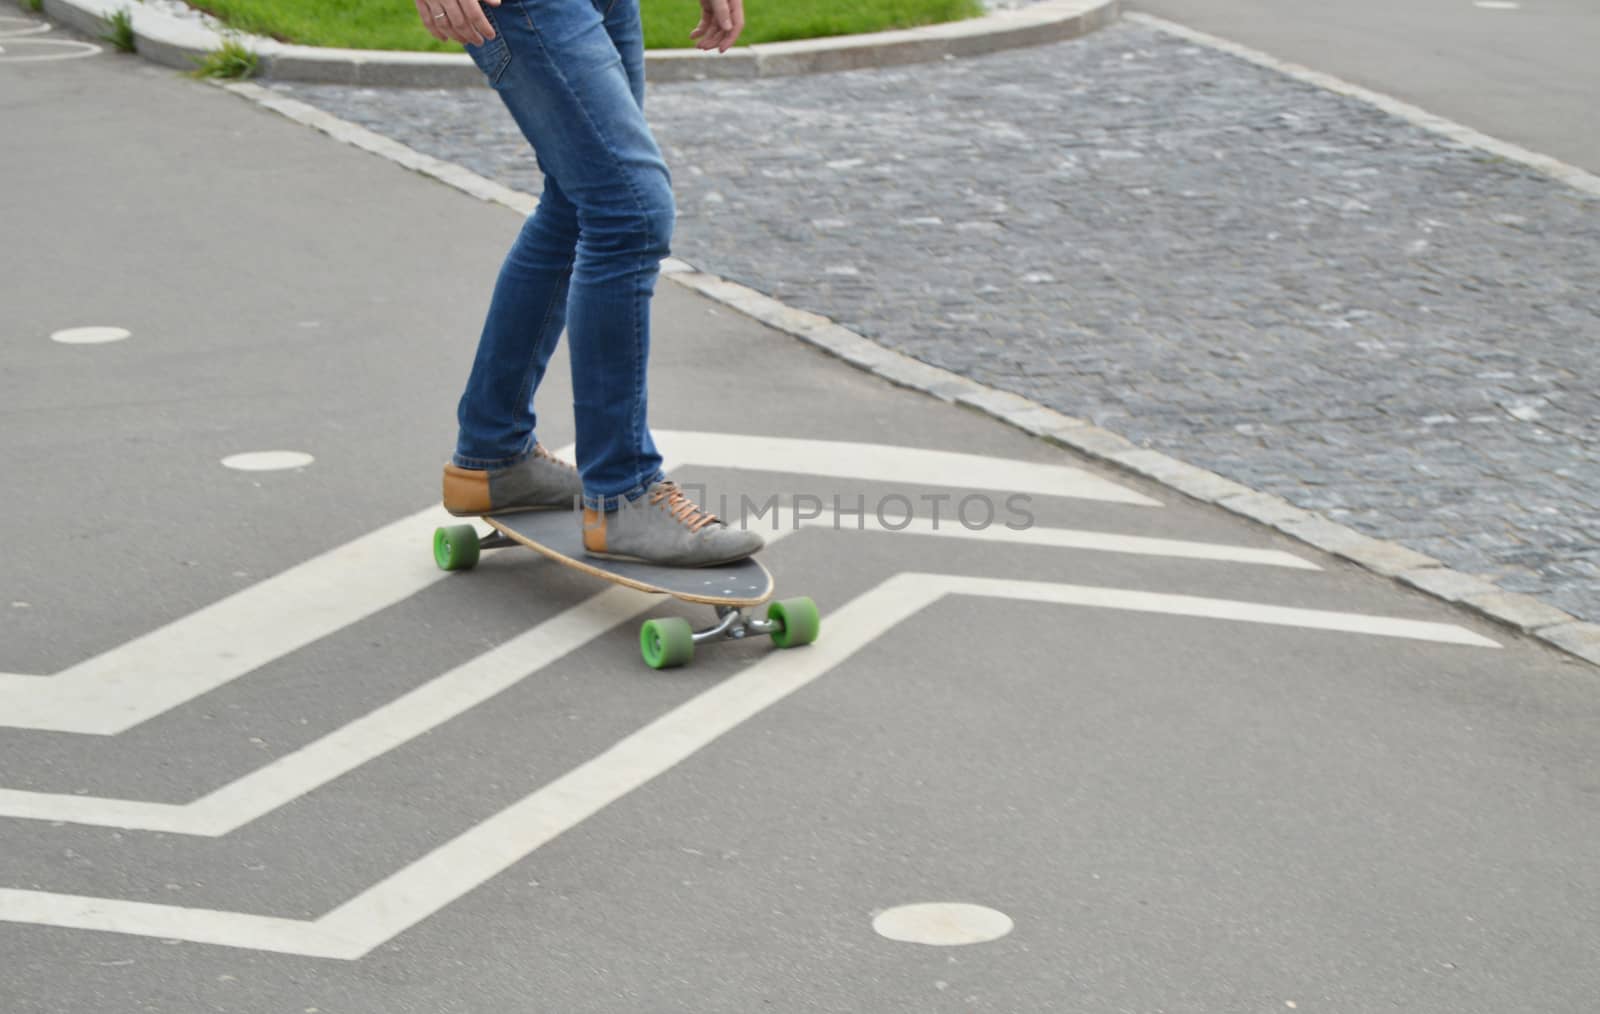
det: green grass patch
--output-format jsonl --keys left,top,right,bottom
{"left": 102, "top": 7, "right": 136, "bottom": 52}
{"left": 18, "top": 0, "right": 44, "bottom": 13}
{"left": 188, "top": 37, "right": 258, "bottom": 78}
{"left": 182, "top": 0, "right": 983, "bottom": 52}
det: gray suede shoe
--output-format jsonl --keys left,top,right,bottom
{"left": 442, "top": 445, "right": 584, "bottom": 516}
{"left": 581, "top": 481, "right": 764, "bottom": 567}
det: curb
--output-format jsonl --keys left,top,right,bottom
{"left": 43, "top": 0, "right": 1118, "bottom": 85}
{"left": 216, "top": 81, "right": 1600, "bottom": 670}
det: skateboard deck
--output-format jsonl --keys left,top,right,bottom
{"left": 430, "top": 511, "right": 817, "bottom": 669}
{"left": 483, "top": 510, "right": 774, "bottom": 606}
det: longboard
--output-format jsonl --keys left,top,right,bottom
{"left": 431, "top": 511, "right": 819, "bottom": 669}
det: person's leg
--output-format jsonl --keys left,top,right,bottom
{"left": 451, "top": 170, "right": 577, "bottom": 470}
{"left": 569, "top": 0, "right": 668, "bottom": 503}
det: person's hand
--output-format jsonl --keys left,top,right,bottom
{"left": 416, "top": 0, "right": 501, "bottom": 47}
{"left": 689, "top": 0, "right": 744, "bottom": 52}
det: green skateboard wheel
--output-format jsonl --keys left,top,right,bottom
{"left": 433, "top": 524, "right": 481, "bottom": 571}
{"left": 641, "top": 616, "right": 695, "bottom": 669}
{"left": 767, "top": 596, "right": 820, "bottom": 649}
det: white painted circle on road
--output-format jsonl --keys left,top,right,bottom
{"left": 51, "top": 326, "right": 130, "bottom": 345}
{"left": 0, "top": 38, "right": 101, "bottom": 62}
{"left": 221, "top": 451, "right": 315, "bottom": 472}
{"left": 872, "top": 903, "right": 1014, "bottom": 946}
{"left": 0, "top": 16, "right": 53, "bottom": 37}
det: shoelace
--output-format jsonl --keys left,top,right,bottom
{"left": 532, "top": 444, "right": 577, "bottom": 473}
{"left": 649, "top": 482, "right": 718, "bottom": 533}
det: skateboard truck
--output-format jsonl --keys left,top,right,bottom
{"left": 700, "top": 604, "right": 782, "bottom": 641}
{"left": 639, "top": 598, "right": 819, "bottom": 670}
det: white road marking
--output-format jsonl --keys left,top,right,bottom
{"left": 937, "top": 574, "right": 1500, "bottom": 646}
{"left": 50, "top": 327, "right": 129, "bottom": 345}
{"left": 1473, "top": 1, "right": 1520, "bottom": 8}
{"left": 0, "top": 506, "right": 457, "bottom": 734}
{"left": 872, "top": 903, "right": 1015, "bottom": 946}
{"left": 655, "top": 431, "right": 1161, "bottom": 506}
{"left": 0, "top": 432, "right": 1152, "bottom": 734}
{"left": 220, "top": 450, "right": 315, "bottom": 471}
{"left": 0, "top": 587, "right": 658, "bottom": 833}
{"left": 795, "top": 511, "right": 1318, "bottom": 569}
{"left": 0, "top": 574, "right": 1494, "bottom": 956}
{"left": 0, "top": 16, "right": 54, "bottom": 37}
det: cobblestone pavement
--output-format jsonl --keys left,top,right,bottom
{"left": 273, "top": 21, "right": 1600, "bottom": 622}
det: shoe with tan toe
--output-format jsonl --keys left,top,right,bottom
{"left": 581, "top": 481, "right": 764, "bottom": 567}
{"left": 442, "top": 444, "right": 584, "bottom": 516}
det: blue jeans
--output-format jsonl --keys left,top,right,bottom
{"left": 454, "top": 0, "right": 668, "bottom": 508}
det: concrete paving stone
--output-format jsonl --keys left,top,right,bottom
{"left": 272, "top": 20, "right": 1600, "bottom": 624}
{"left": 1398, "top": 567, "right": 1504, "bottom": 603}
{"left": 1536, "top": 622, "right": 1600, "bottom": 666}
{"left": 1464, "top": 591, "right": 1577, "bottom": 632}
{"left": 1217, "top": 490, "right": 1316, "bottom": 528}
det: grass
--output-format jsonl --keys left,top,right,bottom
{"left": 18, "top": 0, "right": 43, "bottom": 13}
{"left": 102, "top": 6, "right": 136, "bottom": 52}
{"left": 188, "top": 36, "right": 258, "bottom": 78}
{"left": 181, "top": 0, "right": 984, "bottom": 52}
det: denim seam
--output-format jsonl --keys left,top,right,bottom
{"left": 452, "top": 446, "right": 534, "bottom": 470}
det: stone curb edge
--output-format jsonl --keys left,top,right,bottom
{"left": 217, "top": 81, "right": 1600, "bottom": 670}
{"left": 1124, "top": 12, "right": 1600, "bottom": 199}
{"left": 43, "top": 0, "right": 1118, "bottom": 86}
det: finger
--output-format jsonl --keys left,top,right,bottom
{"left": 442, "top": 0, "right": 483, "bottom": 45}
{"left": 454, "top": 0, "right": 486, "bottom": 45}
{"left": 693, "top": 18, "right": 724, "bottom": 48}
{"left": 465, "top": 0, "right": 497, "bottom": 40}
{"left": 415, "top": 0, "right": 447, "bottom": 40}
{"left": 707, "top": 0, "right": 732, "bottom": 31}
{"left": 425, "top": 4, "right": 458, "bottom": 42}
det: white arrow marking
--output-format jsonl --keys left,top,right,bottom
{"left": 0, "top": 433, "right": 1154, "bottom": 734}
{"left": 0, "top": 586, "right": 659, "bottom": 833}
{"left": 794, "top": 512, "right": 1318, "bottom": 569}
{"left": 654, "top": 431, "right": 1160, "bottom": 506}
{"left": 0, "top": 518, "right": 1304, "bottom": 832}
{"left": 0, "top": 507, "right": 457, "bottom": 734}
{"left": 0, "top": 574, "right": 1494, "bottom": 957}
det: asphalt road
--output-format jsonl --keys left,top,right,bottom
{"left": 1131, "top": 0, "right": 1600, "bottom": 173}
{"left": 3, "top": 16, "right": 1599, "bottom": 1014}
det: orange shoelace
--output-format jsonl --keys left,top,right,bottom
{"left": 533, "top": 444, "right": 577, "bottom": 472}
{"left": 649, "top": 482, "right": 718, "bottom": 533}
